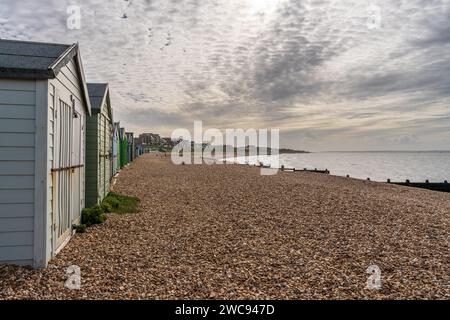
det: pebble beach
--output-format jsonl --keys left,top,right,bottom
{"left": 1, "top": 154, "right": 449, "bottom": 299}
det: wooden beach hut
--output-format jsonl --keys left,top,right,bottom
{"left": 85, "top": 83, "right": 113, "bottom": 207}
{"left": 135, "top": 144, "right": 143, "bottom": 157}
{"left": 119, "top": 128, "right": 128, "bottom": 168}
{"left": 126, "top": 132, "right": 134, "bottom": 163}
{"left": 112, "top": 122, "right": 121, "bottom": 175}
{"left": 0, "top": 39, "right": 91, "bottom": 267}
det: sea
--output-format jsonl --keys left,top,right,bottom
{"left": 231, "top": 151, "right": 450, "bottom": 182}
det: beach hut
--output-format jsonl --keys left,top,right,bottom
{"left": 135, "top": 144, "right": 143, "bottom": 157}
{"left": 0, "top": 39, "right": 91, "bottom": 268}
{"left": 112, "top": 122, "right": 121, "bottom": 175}
{"left": 134, "top": 137, "right": 140, "bottom": 158}
{"left": 126, "top": 132, "right": 134, "bottom": 163}
{"left": 119, "top": 128, "right": 127, "bottom": 168}
{"left": 85, "top": 83, "right": 113, "bottom": 207}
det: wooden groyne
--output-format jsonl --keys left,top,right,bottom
{"left": 213, "top": 158, "right": 330, "bottom": 174}
{"left": 344, "top": 175, "right": 450, "bottom": 193}
{"left": 245, "top": 161, "right": 330, "bottom": 174}
{"left": 387, "top": 180, "right": 450, "bottom": 193}
{"left": 206, "top": 157, "right": 449, "bottom": 193}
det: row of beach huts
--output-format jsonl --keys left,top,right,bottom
{"left": 0, "top": 39, "right": 140, "bottom": 268}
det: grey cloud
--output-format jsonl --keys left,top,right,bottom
{"left": 120, "top": 107, "right": 191, "bottom": 131}
{"left": 3, "top": 0, "right": 450, "bottom": 150}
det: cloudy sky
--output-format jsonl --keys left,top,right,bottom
{"left": 1, "top": 0, "right": 449, "bottom": 151}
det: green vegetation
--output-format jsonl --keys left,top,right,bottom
{"left": 75, "top": 193, "right": 140, "bottom": 233}
{"left": 74, "top": 224, "right": 87, "bottom": 233}
{"left": 101, "top": 192, "right": 140, "bottom": 214}
{"left": 81, "top": 205, "right": 107, "bottom": 227}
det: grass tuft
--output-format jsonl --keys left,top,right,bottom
{"left": 81, "top": 205, "right": 107, "bottom": 227}
{"left": 102, "top": 192, "right": 140, "bottom": 214}
{"left": 78, "top": 193, "right": 140, "bottom": 232}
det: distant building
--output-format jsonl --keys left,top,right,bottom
{"left": 136, "top": 133, "right": 162, "bottom": 146}
{"left": 161, "top": 137, "right": 175, "bottom": 148}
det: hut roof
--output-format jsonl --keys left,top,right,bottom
{"left": 87, "top": 83, "right": 112, "bottom": 119}
{"left": 0, "top": 39, "right": 91, "bottom": 115}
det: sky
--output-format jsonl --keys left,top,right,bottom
{"left": 1, "top": 0, "right": 450, "bottom": 151}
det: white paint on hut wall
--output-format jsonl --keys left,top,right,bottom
{"left": 0, "top": 79, "right": 36, "bottom": 266}
{"left": 48, "top": 60, "right": 86, "bottom": 256}
{"left": 99, "top": 109, "right": 106, "bottom": 200}
{"left": 0, "top": 39, "right": 91, "bottom": 268}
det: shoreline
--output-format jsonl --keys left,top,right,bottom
{"left": 204, "top": 155, "right": 450, "bottom": 189}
